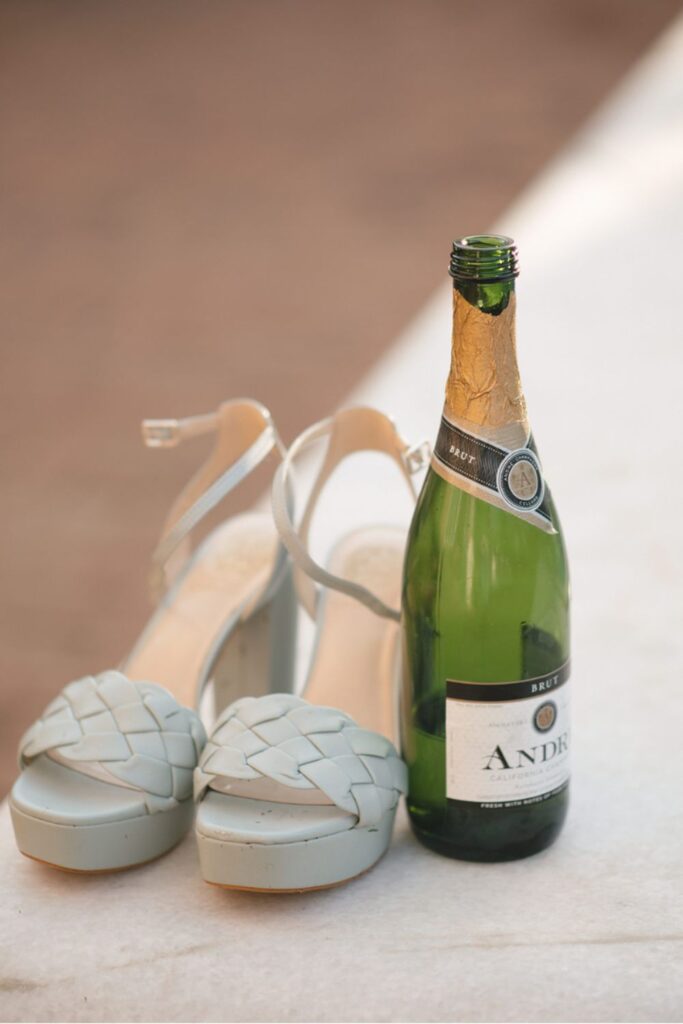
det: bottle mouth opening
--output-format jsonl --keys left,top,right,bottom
{"left": 450, "top": 234, "right": 519, "bottom": 282}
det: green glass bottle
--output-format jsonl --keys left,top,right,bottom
{"left": 402, "top": 235, "right": 570, "bottom": 862}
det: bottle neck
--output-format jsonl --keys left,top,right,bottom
{"left": 444, "top": 279, "right": 528, "bottom": 434}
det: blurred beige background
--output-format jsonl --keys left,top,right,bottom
{"left": 1, "top": 0, "right": 678, "bottom": 797}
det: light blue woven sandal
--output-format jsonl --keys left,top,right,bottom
{"left": 10, "top": 399, "right": 296, "bottom": 873}
{"left": 194, "top": 407, "right": 429, "bottom": 891}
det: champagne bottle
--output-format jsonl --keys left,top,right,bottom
{"left": 402, "top": 235, "right": 570, "bottom": 862}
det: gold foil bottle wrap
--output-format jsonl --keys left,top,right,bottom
{"left": 445, "top": 290, "right": 527, "bottom": 429}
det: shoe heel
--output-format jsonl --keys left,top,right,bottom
{"left": 211, "top": 565, "right": 297, "bottom": 715}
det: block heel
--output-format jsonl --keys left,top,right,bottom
{"left": 211, "top": 565, "right": 297, "bottom": 715}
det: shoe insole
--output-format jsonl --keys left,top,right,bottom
{"left": 124, "top": 512, "right": 278, "bottom": 710}
{"left": 12, "top": 756, "right": 147, "bottom": 825}
{"left": 304, "top": 525, "right": 404, "bottom": 744}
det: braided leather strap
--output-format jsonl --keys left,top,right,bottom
{"left": 19, "top": 671, "right": 206, "bottom": 813}
{"left": 194, "top": 694, "right": 407, "bottom": 828}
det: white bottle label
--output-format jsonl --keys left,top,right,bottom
{"left": 445, "top": 664, "right": 570, "bottom": 806}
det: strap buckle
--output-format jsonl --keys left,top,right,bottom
{"left": 402, "top": 439, "right": 431, "bottom": 475}
{"left": 142, "top": 412, "right": 218, "bottom": 449}
{"left": 142, "top": 419, "right": 181, "bottom": 448}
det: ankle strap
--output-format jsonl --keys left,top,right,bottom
{"left": 143, "top": 398, "right": 285, "bottom": 599}
{"left": 272, "top": 406, "right": 429, "bottom": 622}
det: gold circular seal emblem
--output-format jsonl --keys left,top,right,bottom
{"left": 534, "top": 701, "right": 557, "bottom": 733}
{"left": 497, "top": 447, "right": 545, "bottom": 512}
{"left": 507, "top": 459, "right": 539, "bottom": 501}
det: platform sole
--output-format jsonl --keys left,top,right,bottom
{"left": 10, "top": 798, "right": 194, "bottom": 873}
{"left": 196, "top": 807, "right": 394, "bottom": 892}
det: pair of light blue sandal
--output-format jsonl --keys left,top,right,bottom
{"left": 10, "top": 400, "right": 428, "bottom": 892}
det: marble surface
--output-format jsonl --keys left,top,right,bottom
{"left": 2, "top": 15, "right": 683, "bottom": 1024}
